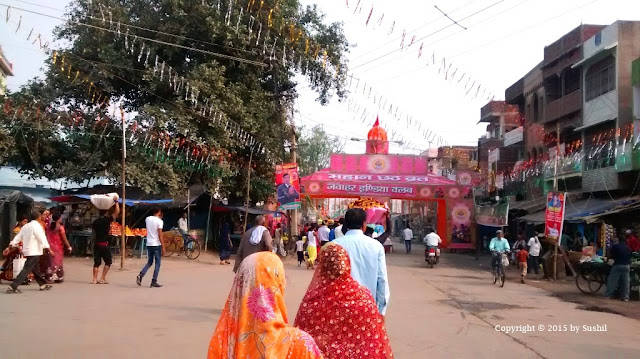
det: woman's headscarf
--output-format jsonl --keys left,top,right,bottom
{"left": 208, "top": 251, "right": 323, "bottom": 359}
{"left": 295, "top": 243, "right": 394, "bottom": 359}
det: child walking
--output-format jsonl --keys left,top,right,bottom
{"left": 296, "top": 237, "right": 305, "bottom": 267}
{"left": 517, "top": 244, "right": 529, "bottom": 284}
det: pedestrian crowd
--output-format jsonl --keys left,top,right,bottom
{"left": 208, "top": 208, "right": 393, "bottom": 358}
{"left": 3, "top": 199, "right": 171, "bottom": 292}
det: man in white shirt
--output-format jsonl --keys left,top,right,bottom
{"left": 137, "top": 207, "right": 165, "bottom": 288}
{"left": 424, "top": 229, "right": 443, "bottom": 247}
{"left": 177, "top": 212, "right": 188, "bottom": 234}
{"left": 334, "top": 208, "right": 390, "bottom": 315}
{"left": 317, "top": 221, "right": 330, "bottom": 247}
{"left": 334, "top": 218, "right": 345, "bottom": 239}
{"left": 527, "top": 231, "right": 541, "bottom": 275}
{"left": 403, "top": 224, "right": 414, "bottom": 254}
{"left": 7, "top": 208, "right": 54, "bottom": 293}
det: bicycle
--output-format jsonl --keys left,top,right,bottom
{"left": 492, "top": 251, "right": 509, "bottom": 287}
{"left": 163, "top": 228, "right": 201, "bottom": 260}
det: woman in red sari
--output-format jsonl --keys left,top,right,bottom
{"left": 295, "top": 243, "right": 394, "bottom": 359}
{"left": 45, "top": 213, "right": 72, "bottom": 282}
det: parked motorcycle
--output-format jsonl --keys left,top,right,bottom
{"left": 425, "top": 245, "right": 440, "bottom": 268}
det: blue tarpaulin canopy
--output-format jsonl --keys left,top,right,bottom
{"left": 50, "top": 194, "right": 173, "bottom": 207}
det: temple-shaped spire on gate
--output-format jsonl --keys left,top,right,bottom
{"left": 366, "top": 116, "right": 389, "bottom": 155}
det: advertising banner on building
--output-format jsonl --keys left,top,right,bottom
{"left": 475, "top": 203, "right": 509, "bottom": 227}
{"left": 449, "top": 200, "right": 475, "bottom": 249}
{"left": 544, "top": 191, "right": 567, "bottom": 243}
{"left": 275, "top": 163, "right": 301, "bottom": 210}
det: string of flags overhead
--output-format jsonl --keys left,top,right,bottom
{"left": 2, "top": 5, "right": 268, "bottom": 166}
{"left": 1, "top": 98, "right": 247, "bottom": 176}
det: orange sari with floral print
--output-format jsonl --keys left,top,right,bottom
{"left": 295, "top": 243, "right": 394, "bottom": 359}
{"left": 208, "top": 252, "right": 323, "bottom": 359}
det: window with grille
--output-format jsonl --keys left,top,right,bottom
{"left": 585, "top": 55, "right": 616, "bottom": 101}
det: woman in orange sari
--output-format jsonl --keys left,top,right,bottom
{"left": 208, "top": 251, "right": 323, "bottom": 359}
{"left": 295, "top": 243, "right": 394, "bottom": 359}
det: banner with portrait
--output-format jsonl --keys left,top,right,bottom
{"left": 545, "top": 191, "right": 567, "bottom": 243}
{"left": 275, "top": 163, "right": 301, "bottom": 210}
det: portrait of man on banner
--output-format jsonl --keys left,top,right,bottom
{"left": 275, "top": 163, "right": 301, "bottom": 210}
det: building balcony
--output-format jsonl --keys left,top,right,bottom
{"left": 544, "top": 90, "right": 582, "bottom": 123}
{"left": 505, "top": 78, "right": 524, "bottom": 104}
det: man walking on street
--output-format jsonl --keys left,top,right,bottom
{"left": 334, "top": 208, "right": 390, "bottom": 316}
{"left": 137, "top": 207, "right": 165, "bottom": 288}
{"left": 527, "top": 231, "right": 541, "bottom": 275}
{"left": 317, "top": 221, "right": 330, "bottom": 248}
{"left": 403, "top": 224, "right": 413, "bottom": 254}
{"left": 604, "top": 236, "right": 632, "bottom": 301}
{"left": 92, "top": 202, "right": 119, "bottom": 285}
{"left": 233, "top": 215, "right": 273, "bottom": 272}
{"left": 334, "top": 218, "right": 345, "bottom": 239}
{"left": 6, "top": 209, "right": 54, "bottom": 293}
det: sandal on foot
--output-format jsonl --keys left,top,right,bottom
{"left": 6, "top": 287, "right": 21, "bottom": 294}
{"left": 39, "top": 285, "right": 52, "bottom": 291}
{"left": 98, "top": 280, "right": 109, "bottom": 284}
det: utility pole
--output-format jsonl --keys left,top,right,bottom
{"left": 243, "top": 147, "right": 254, "bottom": 232}
{"left": 553, "top": 121, "right": 560, "bottom": 280}
{"left": 120, "top": 107, "right": 126, "bottom": 270}
{"left": 290, "top": 106, "right": 299, "bottom": 239}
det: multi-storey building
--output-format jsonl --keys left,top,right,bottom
{"left": 484, "top": 22, "right": 640, "bottom": 203}
{"left": 574, "top": 21, "right": 640, "bottom": 191}
{"left": 477, "top": 101, "right": 520, "bottom": 195}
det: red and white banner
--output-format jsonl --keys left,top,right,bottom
{"left": 545, "top": 191, "right": 567, "bottom": 243}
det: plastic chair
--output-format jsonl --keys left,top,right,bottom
{"left": 133, "top": 237, "right": 147, "bottom": 258}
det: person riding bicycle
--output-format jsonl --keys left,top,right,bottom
{"left": 489, "top": 230, "right": 511, "bottom": 268}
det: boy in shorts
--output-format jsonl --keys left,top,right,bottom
{"left": 517, "top": 244, "right": 529, "bottom": 284}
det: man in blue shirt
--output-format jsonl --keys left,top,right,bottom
{"left": 489, "top": 230, "right": 511, "bottom": 268}
{"left": 333, "top": 208, "right": 390, "bottom": 315}
{"left": 604, "top": 236, "right": 632, "bottom": 301}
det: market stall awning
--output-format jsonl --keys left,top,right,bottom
{"left": 519, "top": 197, "right": 640, "bottom": 224}
{"left": 50, "top": 194, "right": 173, "bottom": 207}
{"left": 211, "top": 205, "right": 282, "bottom": 215}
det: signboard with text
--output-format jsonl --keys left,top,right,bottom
{"left": 275, "top": 163, "right": 301, "bottom": 210}
{"left": 544, "top": 191, "right": 567, "bottom": 243}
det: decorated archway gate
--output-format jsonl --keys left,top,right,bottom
{"left": 301, "top": 120, "right": 476, "bottom": 249}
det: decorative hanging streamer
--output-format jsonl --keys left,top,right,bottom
{"left": 418, "top": 43, "right": 423, "bottom": 58}
{"left": 400, "top": 30, "right": 406, "bottom": 49}
{"left": 389, "top": 21, "right": 395, "bottom": 35}
{"left": 235, "top": 8, "right": 244, "bottom": 33}
{"left": 353, "top": 0, "right": 361, "bottom": 14}
{"left": 365, "top": 7, "right": 373, "bottom": 26}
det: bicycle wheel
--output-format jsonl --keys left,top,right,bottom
{"left": 185, "top": 240, "right": 201, "bottom": 260}
{"left": 164, "top": 239, "right": 178, "bottom": 257}
{"left": 500, "top": 271, "right": 506, "bottom": 287}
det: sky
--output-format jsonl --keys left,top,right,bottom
{"left": 1, "top": 0, "right": 637, "bottom": 154}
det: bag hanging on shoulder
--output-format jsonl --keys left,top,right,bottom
{"left": 13, "top": 255, "right": 26, "bottom": 279}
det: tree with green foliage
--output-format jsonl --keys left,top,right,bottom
{"left": 1, "top": 0, "right": 349, "bottom": 204}
{"left": 296, "top": 125, "right": 344, "bottom": 176}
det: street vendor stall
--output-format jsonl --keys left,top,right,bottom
{"left": 301, "top": 120, "right": 476, "bottom": 249}
{"left": 50, "top": 194, "right": 172, "bottom": 257}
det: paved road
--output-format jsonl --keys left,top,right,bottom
{"left": 1, "top": 246, "right": 638, "bottom": 358}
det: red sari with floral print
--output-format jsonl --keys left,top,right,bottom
{"left": 295, "top": 243, "right": 394, "bottom": 359}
